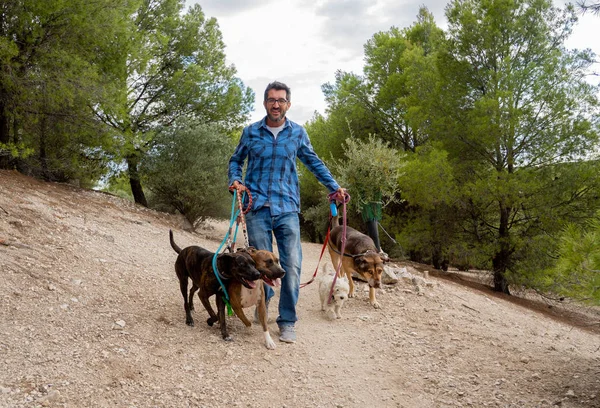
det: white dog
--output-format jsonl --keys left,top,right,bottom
{"left": 318, "top": 263, "right": 350, "bottom": 320}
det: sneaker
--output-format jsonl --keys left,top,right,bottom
{"left": 279, "top": 325, "right": 297, "bottom": 343}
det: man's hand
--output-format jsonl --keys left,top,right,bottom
{"left": 330, "top": 187, "right": 348, "bottom": 203}
{"left": 231, "top": 180, "right": 245, "bottom": 195}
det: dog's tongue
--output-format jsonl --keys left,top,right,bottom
{"left": 247, "top": 280, "right": 257, "bottom": 289}
{"left": 273, "top": 278, "right": 281, "bottom": 287}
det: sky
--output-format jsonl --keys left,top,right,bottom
{"left": 187, "top": 0, "right": 600, "bottom": 125}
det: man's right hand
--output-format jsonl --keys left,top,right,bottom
{"left": 231, "top": 180, "right": 245, "bottom": 195}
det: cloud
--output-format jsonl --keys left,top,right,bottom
{"left": 188, "top": 0, "right": 273, "bottom": 16}
{"left": 313, "top": 0, "right": 448, "bottom": 59}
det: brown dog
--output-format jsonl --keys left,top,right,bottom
{"left": 327, "top": 219, "right": 385, "bottom": 309}
{"left": 169, "top": 230, "right": 285, "bottom": 349}
{"left": 170, "top": 230, "right": 260, "bottom": 340}
{"left": 226, "top": 247, "right": 285, "bottom": 349}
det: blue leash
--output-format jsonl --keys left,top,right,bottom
{"left": 212, "top": 190, "right": 245, "bottom": 313}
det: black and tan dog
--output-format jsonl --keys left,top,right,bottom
{"left": 169, "top": 230, "right": 284, "bottom": 349}
{"left": 327, "top": 218, "right": 385, "bottom": 309}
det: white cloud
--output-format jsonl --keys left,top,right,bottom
{"left": 188, "top": 0, "right": 600, "bottom": 125}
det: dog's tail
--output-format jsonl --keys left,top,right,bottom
{"left": 169, "top": 229, "right": 182, "bottom": 254}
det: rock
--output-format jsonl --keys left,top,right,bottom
{"left": 113, "top": 319, "right": 126, "bottom": 330}
{"left": 382, "top": 266, "right": 398, "bottom": 284}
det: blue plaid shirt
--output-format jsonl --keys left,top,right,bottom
{"left": 228, "top": 117, "right": 340, "bottom": 216}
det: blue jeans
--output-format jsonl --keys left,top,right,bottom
{"left": 245, "top": 207, "right": 302, "bottom": 328}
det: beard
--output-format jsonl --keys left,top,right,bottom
{"left": 267, "top": 108, "right": 286, "bottom": 124}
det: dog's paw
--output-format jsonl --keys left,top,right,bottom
{"left": 264, "top": 333, "right": 276, "bottom": 350}
{"left": 371, "top": 300, "right": 381, "bottom": 309}
{"left": 325, "top": 310, "right": 337, "bottom": 320}
{"left": 206, "top": 317, "right": 217, "bottom": 326}
{"left": 186, "top": 319, "right": 195, "bottom": 327}
{"left": 223, "top": 335, "right": 233, "bottom": 342}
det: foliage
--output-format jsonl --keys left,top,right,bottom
{"left": 0, "top": 0, "right": 136, "bottom": 180}
{"left": 396, "top": 143, "right": 462, "bottom": 268}
{"left": 363, "top": 7, "right": 445, "bottom": 152}
{"left": 140, "top": 119, "right": 233, "bottom": 229}
{"left": 541, "top": 215, "right": 600, "bottom": 304}
{"left": 432, "top": 0, "right": 600, "bottom": 293}
{"left": 332, "top": 135, "right": 405, "bottom": 216}
{"left": 94, "top": 0, "right": 254, "bottom": 206}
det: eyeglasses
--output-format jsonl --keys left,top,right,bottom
{"left": 266, "top": 98, "right": 288, "bottom": 105}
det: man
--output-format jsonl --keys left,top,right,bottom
{"left": 229, "top": 81, "right": 344, "bottom": 343}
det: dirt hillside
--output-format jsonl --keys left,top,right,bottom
{"left": 1, "top": 169, "right": 599, "bottom": 408}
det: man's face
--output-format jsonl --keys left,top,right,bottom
{"left": 263, "top": 89, "right": 290, "bottom": 124}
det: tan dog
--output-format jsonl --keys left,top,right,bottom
{"left": 226, "top": 247, "right": 285, "bottom": 349}
{"left": 327, "top": 219, "right": 385, "bottom": 308}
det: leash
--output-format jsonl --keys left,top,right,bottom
{"left": 327, "top": 190, "right": 350, "bottom": 304}
{"left": 300, "top": 190, "right": 351, "bottom": 306}
{"left": 225, "top": 186, "right": 253, "bottom": 252}
{"left": 233, "top": 185, "right": 252, "bottom": 249}
{"left": 299, "top": 225, "right": 331, "bottom": 288}
{"left": 212, "top": 188, "right": 253, "bottom": 316}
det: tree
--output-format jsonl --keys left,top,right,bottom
{"left": 0, "top": 0, "right": 136, "bottom": 182}
{"left": 141, "top": 119, "right": 234, "bottom": 229}
{"left": 363, "top": 7, "right": 445, "bottom": 152}
{"left": 95, "top": 0, "right": 253, "bottom": 206}
{"left": 543, "top": 212, "right": 600, "bottom": 304}
{"left": 577, "top": 0, "right": 600, "bottom": 14}
{"left": 332, "top": 135, "right": 405, "bottom": 224}
{"left": 435, "top": 0, "right": 600, "bottom": 293}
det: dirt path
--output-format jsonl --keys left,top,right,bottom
{"left": 1, "top": 169, "right": 599, "bottom": 408}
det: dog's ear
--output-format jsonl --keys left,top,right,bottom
{"left": 354, "top": 256, "right": 368, "bottom": 269}
{"left": 235, "top": 253, "right": 255, "bottom": 267}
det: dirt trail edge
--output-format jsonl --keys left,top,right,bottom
{"left": 1, "top": 170, "right": 599, "bottom": 408}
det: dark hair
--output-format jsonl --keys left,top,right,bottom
{"left": 264, "top": 81, "right": 291, "bottom": 102}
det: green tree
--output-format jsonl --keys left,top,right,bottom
{"left": 397, "top": 143, "right": 464, "bottom": 269}
{"left": 95, "top": 0, "right": 253, "bottom": 206}
{"left": 0, "top": 0, "right": 136, "bottom": 183}
{"left": 141, "top": 119, "right": 234, "bottom": 229}
{"left": 543, "top": 212, "right": 600, "bottom": 304}
{"left": 435, "top": 0, "right": 600, "bottom": 293}
{"left": 363, "top": 7, "right": 444, "bottom": 152}
{"left": 332, "top": 135, "right": 405, "bottom": 223}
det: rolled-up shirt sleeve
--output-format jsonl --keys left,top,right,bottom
{"left": 228, "top": 128, "right": 248, "bottom": 186}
